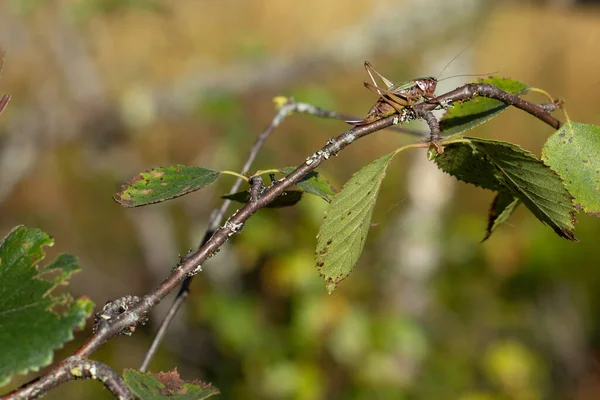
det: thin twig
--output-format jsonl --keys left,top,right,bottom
{"left": 138, "top": 290, "right": 187, "bottom": 372}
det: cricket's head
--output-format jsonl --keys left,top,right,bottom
{"left": 415, "top": 77, "right": 438, "bottom": 95}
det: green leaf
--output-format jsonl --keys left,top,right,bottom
{"left": 114, "top": 165, "right": 221, "bottom": 207}
{"left": 483, "top": 192, "right": 521, "bottom": 242}
{"left": 315, "top": 152, "right": 396, "bottom": 293}
{"left": 434, "top": 140, "right": 507, "bottom": 192}
{"left": 280, "top": 167, "right": 336, "bottom": 202}
{"left": 222, "top": 190, "right": 303, "bottom": 208}
{"left": 441, "top": 77, "right": 530, "bottom": 135}
{"left": 436, "top": 137, "right": 576, "bottom": 240}
{"left": 542, "top": 121, "right": 600, "bottom": 217}
{"left": 0, "top": 226, "right": 94, "bottom": 387}
{"left": 123, "top": 369, "right": 219, "bottom": 400}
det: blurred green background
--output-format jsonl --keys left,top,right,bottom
{"left": 2, "top": 0, "right": 600, "bottom": 399}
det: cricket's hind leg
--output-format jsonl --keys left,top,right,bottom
{"left": 363, "top": 81, "right": 414, "bottom": 115}
{"left": 422, "top": 93, "right": 447, "bottom": 109}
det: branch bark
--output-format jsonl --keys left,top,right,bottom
{"left": 6, "top": 359, "right": 132, "bottom": 400}
{"left": 429, "top": 83, "right": 562, "bottom": 129}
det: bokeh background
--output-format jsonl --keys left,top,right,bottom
{"left": 2, "top": 0, "right": 600, "bottom": 399}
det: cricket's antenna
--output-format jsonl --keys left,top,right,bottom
{"left": 437, "top": 46, "right": 469, "bottom": 79}
{"left": 436, "top": 32, "right": 484, "bottom": 79}
{"left": 437, "top": 71, "right": 499, "bottom": 83}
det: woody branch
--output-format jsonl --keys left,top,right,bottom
{"left": 4, "top": 82, "right": 562, "bottom": 400}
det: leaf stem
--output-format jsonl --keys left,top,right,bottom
{"left": 393, "top": 142, "right": 428, "bottom": 156}
{"left": 529, "top": 87, "right": 555, "bottom": 103}
{"left": 220, "top": 170, "right": 249, "bottom": 181}
{"left": 253, "top": 168, "right": 282, "bottom": 176}
{"left": 562, "top": 107, "right": 572, "bottom": 123}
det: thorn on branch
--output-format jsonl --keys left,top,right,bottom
{"left": 178, "top": 249, "right": 193, "bottom": 264}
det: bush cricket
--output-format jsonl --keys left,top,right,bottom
{"left": 349, "top": 39, "right": 492, "bottom": 127}
{"left": 348, "top": 62, "right": 440, "bottom": 126}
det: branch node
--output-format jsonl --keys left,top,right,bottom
{"left": 316, "top": 149, "right": 331, "bottom": 160}
{"left": 223, "top": 218, "right": 245, "bottom": 237}
{"left": 176, "top": 249, "right": 194, "bottom": 266}
{"left": 186, "top": 264, "right": 203, "bottom": 276}
{"left": 67, "top": 359, "right": 133, "bottom": 399}
{"left": 305, "top": 152, "right": 319, "bottom": 165}
{"left": 93, "top": 295, "right": 146, "bottom": 336}
{"left": 324, "top": 137, "right": 339, "bottom": 149}
{"left": 249, "top": 175, "right": 266, "bottom": 203}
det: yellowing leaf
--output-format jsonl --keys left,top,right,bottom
{"left": 123, "top": 368, "right": 219, "bottom": 399}
{"left": 114, "top": 165, "right": 221, "bottom": 207}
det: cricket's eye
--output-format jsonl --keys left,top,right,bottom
{"left": 423, "top": 80, "right": 436, "bottom": 92}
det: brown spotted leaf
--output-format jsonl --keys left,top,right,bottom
{"left": 123, "top": 368, "right": 219, "bottom": 399}
{"left": 315, "top": 152, "right": 396, "bottom": 293}
{"left": 114, "top": 165, "right": 221, "bottom": 207}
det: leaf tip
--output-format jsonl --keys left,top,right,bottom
{"left": 112, "top": 192, "right": 134, "bottom": 207}
{"left": 558, "top": 228, "right": 578, "bottom": 242}
{"left": 325, "top": 279, "right": 337, "bottom": 294}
